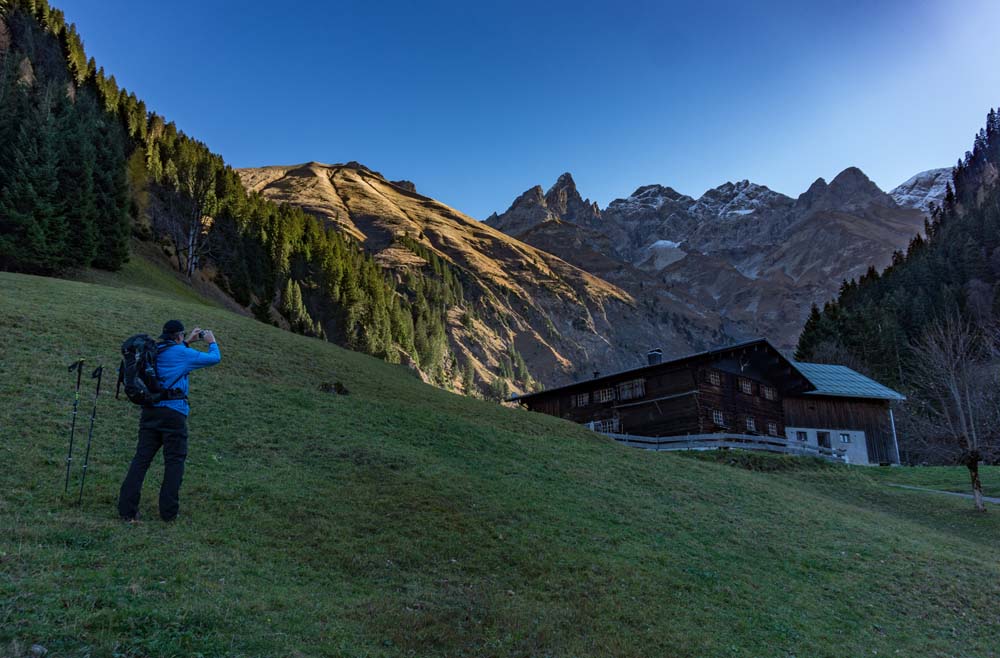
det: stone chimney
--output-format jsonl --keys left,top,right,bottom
{"left": 647, "top": 349, "right": 663, "bottom": 366}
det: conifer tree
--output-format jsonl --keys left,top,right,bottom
{"left": 0, "top": 83, "right": 62, "bottom": 272}
{"left": 0, "top": 1, "right": 471, "bottom": 386}
{"left": 90, "top": 111, "right": 129, "bottom": 269}
{"left": 462, "top": 360, "right": 476, "bottom": 396}
{"left": 280, "top": 278, "right": 323, "bottom": 337}
{"left": 55, "top": 85, "right": 97, "bottom": 266}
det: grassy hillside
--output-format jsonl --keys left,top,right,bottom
{"left": 1, "top": 266, "right": 999, "bottom": 657}
{"left": 865, "top": 466, "right": 1000, "bottom": 499}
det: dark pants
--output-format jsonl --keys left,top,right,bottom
{"left": 117, "top": 406, "right": 189, "bottom": 521}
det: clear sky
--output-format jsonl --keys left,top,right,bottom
{"left": 57, "top": 0, "right": 1000, "bottom": 219}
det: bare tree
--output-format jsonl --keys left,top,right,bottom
{"left": 0, "top": 19, "right": 11, "bottom": 100}
{"left": 0, "top": 16, "right": 11, "bottom": 54}
{"left": 907, "top": 315, "right": 999, "bottom": 511}
{"left": 158, "top": 149, "right": 218, "bottom": 279}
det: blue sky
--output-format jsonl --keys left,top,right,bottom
{"left": 57, "top": 0, "right": 1000, "bottom": 218}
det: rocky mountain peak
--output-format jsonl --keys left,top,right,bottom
{"left": 549, "top": 172, "right": 577, "bottom": 191}
{"left": 795, "top": 168, "right": 892, "bottom": 215}
{"left": 829, "top": 167, "right": 894, "bottom": 211}
{"left": 605, "top": 184, "right": 693, "bottom": 217}
{"left": 482, "top": 184, "right": 552, "bottom": 234}
{"left": 632, "top": 184, "right": 686, "bottom": 201}
{"left": 689, "top": 179, "right": 791, "bottom": 219}
{"left": 513, "top": 185, "right": 546, "bottom": 208}
{"left": 794, "top": 178, "right": 827, "bottom": 212}
{"left": 544, "top": 172, "right": 601, "bottom": 225}
{"left": 805, "top": 177, "right": 828, "bottom": 193}
{"left": 828, "top": 166, "right": 882, "bottom": 197}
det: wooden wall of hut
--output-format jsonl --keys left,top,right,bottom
{"left": 783, "top": 397, "right": 897, "bottom": 464}
{"left": 523, "top": 363, "right": 703, "bottom": 436}
{"left": 696, "top": 367, "right": 786, "bottom": 436}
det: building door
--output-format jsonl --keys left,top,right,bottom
{"left": 817, "top": 431, "right": 831, "bottom": 449}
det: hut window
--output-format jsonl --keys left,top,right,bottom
{"left": 796, "top": 431, "right": 808, "bottom": 441}
{"left": 745, "top": 416, "right": 756, "bottom": 432}
{"left": 594, "top": 388, "right": 615, "bottom": 403}
{"left": 767, "top": 422, "right": 778, "bottom": 436}
{"left": 761, "top": 385, "right": 776, "bottom": 401}
{"left": 840, "top": 433, "right": 852, "bottom": 443}
{"left": 738, "top": 377, "right": 753, "bottom": 395}
{"left": 708, "top": 370, "right": 721, "bottom": 386}
{"left": 617, "top": 378, "right": 645, "bottom": 401}
{"left": 712, "top": 410, "right": 725, "bottom": 426}
{"left": 590, "top": 417, "right": 620, "bottom": 433}
{"left": 571, "top": 393, "right": 589, "bottom": 408}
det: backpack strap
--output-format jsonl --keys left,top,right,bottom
{"left": 115, "top": 359, "right": 124, "bottom": 400}
{"left": 164, "top": 372, "right": 187, "bottom": 391}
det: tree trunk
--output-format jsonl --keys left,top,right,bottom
{"left": 185, "top": 218, "right": 197, "bottom": 279}
{"left": 170, "top": 235, "right": 183, "bottom": 273}
{"left": 964, "top": 450, "right": 986, "bottom": 512}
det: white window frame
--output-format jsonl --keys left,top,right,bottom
{"left": 594, "top": 388, "right": 615, "bottom": 403}
{"left": 712, "top": 409, "right": 725, "bottom": 427}
{"left": 617, "top": 378, "right": 646, "bottom": 401}
{"left": 708, "top": 370, "right": 722, "bottom": 386}
{"left": 590, "top": 417, "right": 620, "bottom": 433}
{"left": 840, "top": 433, "right": 852, "bottom": 444}
{"left": 761, "top": 385, "right": 776, "bottom": 401}
{"left": 571, "top": 392, "right": 589, "bottom": 408}
{"left": 738, "top": 377, "right": 754, "bottom": 395}
{"left": 745, "top": 416, "right": 756, "bottom": 432}
{"left": 767, "top": 422, "right": 778, "bottom": 436}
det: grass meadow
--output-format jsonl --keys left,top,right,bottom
{"left": 1, "top": 264, "right": 998, "bottom": 657}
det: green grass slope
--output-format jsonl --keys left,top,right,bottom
{"left": 865, "top": 466, "right": 1000, "bottom": 499}
{"left": 1, "top": 268, "right": 998, "bottom": 657}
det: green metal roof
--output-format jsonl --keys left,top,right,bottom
{"left": 792, "top": 362, "right": 905, "bottom": 401}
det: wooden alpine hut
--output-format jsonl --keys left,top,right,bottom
{"left": 513, "top": 339, "right": 904, "bottom": 465}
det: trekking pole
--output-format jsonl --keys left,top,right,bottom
{"left": 77, "top": 366, "right": 103, "bottom": 505}
{"left": 64, "top": 359, "right": 85, "bottom": 493}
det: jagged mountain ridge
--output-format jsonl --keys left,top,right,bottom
{"left": 239, "top": 160, "right": 941, "bottom": 389}
{"left": 486, "top": 168, "right": 931, "bottom": 351}
{"left": 238, "top": 162, "right": 736, "bottom": 389}
{"left": 484, "top": 172, "right": 602, "bottom": 236}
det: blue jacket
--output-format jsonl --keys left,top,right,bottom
{"left": 154, "top": 342, "right": 221, "bottom": 416}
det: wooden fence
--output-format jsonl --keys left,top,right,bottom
{"left": 601, "top": 432, "right": 849, "bottom": 463}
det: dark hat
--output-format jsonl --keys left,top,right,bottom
{"left": 159, "top": 319, "right": 185, "bottom": 339}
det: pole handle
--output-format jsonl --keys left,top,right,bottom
{"left": 92, "top": 365, "right": 104, "bottom": 397}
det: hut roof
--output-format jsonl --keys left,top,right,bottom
{"left": 791, "top": 362, "right": 905, "bottom": 401}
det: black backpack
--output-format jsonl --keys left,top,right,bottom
{"left": 116, "top": 334, "right": 186, "bottom": 406}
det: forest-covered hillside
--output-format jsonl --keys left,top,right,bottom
{"left": 796, "top": 109, "right": 1000, "bottom": 382}
{"left": 796, "top": 110, "right": 1000, "bottom": 471}
{"left": 0, "top": 0, "right": 516, "bottom": 394}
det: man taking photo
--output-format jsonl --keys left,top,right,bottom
{"left": 118, "top": 320, "right": 221, "bottom": 522}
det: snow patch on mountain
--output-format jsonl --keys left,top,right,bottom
{"left": 687, "top": 180, "right": 791, "bottom": 220}
{"left": 890, "top": 168, "right": 951, "bottom": 214}
{"left": 636, "top": 238, "right": 687, "bottom": 270}
{"left": 608, "top": 184, "right": 692, "bottom": 214}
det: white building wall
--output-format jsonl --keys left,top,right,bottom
{"left": 784, "top": 427, "right": 871, "bottom": 465}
